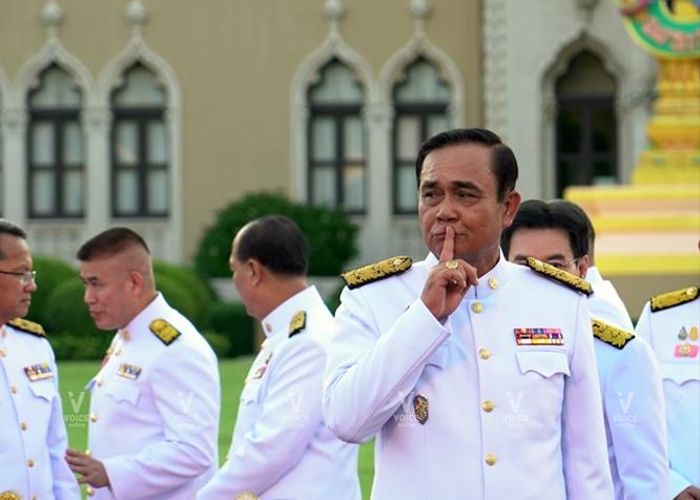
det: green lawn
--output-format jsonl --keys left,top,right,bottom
{"left": 58, "top": 358, "right": 374, "bottom": 498}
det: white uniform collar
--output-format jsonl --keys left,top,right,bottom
{"left": 424, "top": 249, "right": 509, "bottom": 300}
{"left": 586, "top": 266, "right": 603, "bottom": 285}
{"left": 121, "top": 292, "right": 167, "bottom": 342}
{"left": 260, "top": 286, "right": 323, "bottom": 339}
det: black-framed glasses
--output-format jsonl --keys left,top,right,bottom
{"left": 0, "top": 269, "right": 37, "bottom": 286}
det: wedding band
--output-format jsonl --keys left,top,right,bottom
{"left": 445, "top": 260, "right": 459, "bottom": 270}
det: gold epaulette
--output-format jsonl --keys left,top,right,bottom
{"left": 289, "top": 311, "right": 307, "bottom": 338}
{"left": 8, "top": 318, "right": 45, "bottom": 337}
{"left": 341, "top": 256, "right": 412, "bottom": 289}
{"left": 526, "top": 257, "right": 593, "bottom": 296}
{"left": 149, "top": 319, "right": 181, "bottom": 345}
{"left": 591, "top": 318, "right": 634, "bottom": 349}
{"left": 650, "top": 286, "right": 698, "bottom": 313}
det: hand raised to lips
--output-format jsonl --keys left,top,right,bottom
{"left": 421, "top": 226, "right": 478, "bottom": 322}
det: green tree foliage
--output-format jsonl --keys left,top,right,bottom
{"left": 195, "top": 192, "right": 358, "bottom": 278}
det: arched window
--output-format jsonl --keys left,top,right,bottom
{"left": 307, "top": 59, "right": 366, "bottom": 214}
{"left": 27, "top": 64, "right": 84, "bottom": 218}
{"left": 556, "top": 50, "right": 618, "bottom": 197}
{"left": 111, "top": 64, "right": 169, "bottom": 217}
{"left": 392, "top": 58, "right": 450, "bottom": 214}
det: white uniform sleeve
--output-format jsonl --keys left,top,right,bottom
{"left": 50, "top": 353, "right": 81, "bottom": 499}
{"left": 635, "top": 303, "right": 692, "bottom": 497}
{"left": 562, "top": 298, "right": 614, "bottom": 499}
{"left": 198, "top": 337, "right": 326, "bottom": 498}
{"left": 323, "top": 288, "right": 450, "bottom": 443}
{"left": 104, "top": 344, "right": 220, "bottom": 499}
{"left": 605, "top": 338, "right": 668, "bottom": 498}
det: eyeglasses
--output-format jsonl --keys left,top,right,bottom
{"left": 0, "top": 269, "right": 37, "bottom": 286}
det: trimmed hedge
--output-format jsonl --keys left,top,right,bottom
{"left": 153, "top": 260, "right": 215, "bottom": 327}
{"left": 207, "top": 302, "right": 255, "bottom": 357}
{"left": 26, "top": 256, "right": 77, "bottom": 325}
{"left": 194, "top": 191, "right": 358, "bottom": 278}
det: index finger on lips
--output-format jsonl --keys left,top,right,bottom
{"left": 439, "top": 226, "right": 455, "bottom": 262}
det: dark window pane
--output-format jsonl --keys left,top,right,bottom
{"left": 592, "top": 108, "right": 615, "bottom": 152}
{"left": 556, "top": 109, "right": 582, "bottom": 153}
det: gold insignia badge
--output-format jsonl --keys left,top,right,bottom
{"left": 235, "top": 493, "right": 258, "bottom": 500}
{"left": 526, "top": 257, "right": 593, "bottom": 296}
{"left": 650, "top": 286, "right": 698, "bottom": 312}
{"left": 413, "top": 394, "right": 429, "bottom": 425}
{"left": 8, "top": 317, "right": 45, "bottom": 337}
{"left": 341, "top": 256, "right": 412, "bottom": 289}
{"left": 591, "top": 318, "right": 635, "bottom": 349}
{"left": 0, "top": 491, "right": 21, "bottom": 500}
{"left": 288, "top": 311, "right": 307, "bottom": 338}
{"left": 149, "top": 319, "right": 181, "bottom": 345}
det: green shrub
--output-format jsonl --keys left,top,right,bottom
{"left": 153, "top": 261, "right": 215, "bottom": 327}
{"left": 26, "top": 256, "right": 77, "bottom": 326}
{"left": 202, "top": 331, "right": 233, "bottom": 358}
{"left": 207, "top": 302, "right": 255, "bottom": 357}
{"left": 44, "top": 280, "right": 101, "bottom": 339}
{"left": 50, "top": 331, "right": 112, "bottom": 361}
{"left": 194, "top": 191, "right": 358, "bottom": 278}
{"left": 325, "top": 281, "right": 347, "bottom": 315}
{"left": 154, "top": 274, "right": 200, "bottom": 324}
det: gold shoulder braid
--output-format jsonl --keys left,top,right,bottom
{"left": 526, "top": 257, "right": 593, "bottom": 296}
{"left": 591, "top": 318, "right": 635, "bottom": 349}
{"left": 8, "top": 318, "right": 45, "bottom": 337}
{"left": 288, "top": 311, "right": 307, "bottom": 338}
{"left": 341, "top": 256, "right": 412, "bottom": 290}
{"left": 149, "top": 319, "right": 181, "bottom": 345}
{"left": 651, "top": 286, "right": 698, "bottom": 313}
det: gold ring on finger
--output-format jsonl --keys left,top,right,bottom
{"left": 445, "top": 259, "right": 459, "bottom": 270}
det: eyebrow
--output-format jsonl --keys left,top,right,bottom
{"left": 420, "top": 180, "right": 482, "bottom": 191}
{"left": 512, "top": 252, "right": 569, "bottom": 262}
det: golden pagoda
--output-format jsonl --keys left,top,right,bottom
{"left": 566, "top": 0, "right": 699, "bottom": 310}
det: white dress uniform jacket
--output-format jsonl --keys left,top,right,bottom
{"left": 586, "top": 266, "right": 634, "bottom": 331}
{"left": 636, "top": 288, "right": 700, "bottom": 497}
{"left": 324, "top": 254, "right": 613, "bottom": 500}
{"left": 87, "top": 293, "right": 220, "bottom": 500}
{"left": 587, "top": 318, "right": 668, "bottom": 499}
{"left": 0, "top": 320, "right": 80, "bottom": 499}
{"left": 198, "top": 286, "right": 360, "bottom": 500}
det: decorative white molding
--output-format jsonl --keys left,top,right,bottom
{"left": 40, "top": 0, "right": 64, "bottom": 40}
{"left": 483, "top": 0, "right": 509, "bottom": 139}
{"left": 574, "top": 0, "right": 600, "bottom": 24}
{"left": 289, "top": 0, "right": 375, "bottom": 203}
{"left": 539, "top": 30, "right": 627, "bottom": 197}
{"left": 378, "top": 0, "right": 465, "bottom": 128}
{"left": 95, "top": 1, "right": 183, "bottom": 261}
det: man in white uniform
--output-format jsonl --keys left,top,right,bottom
{"left": 324, "top": 128, "right": 613, "bottom": 499}
{"left": 554, "top": 200, "right": 634, "bottom": 331}
{"left": 636, "top": 286, "right": 700, "bottom": 500}
{"left": 502, "top": 199, "right": 668, "bottom": 499}
{"left": 65, "top": 227, "right": 220, "bottom": 499}
{"left": 199, "top": 215, "right": 360, "bottom": 500}
{"left": 0, "top": 219, "right": 79, "bottom": 499}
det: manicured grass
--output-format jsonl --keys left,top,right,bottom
{"left": 58, "top": 357, "right": 374, "bottom": 498}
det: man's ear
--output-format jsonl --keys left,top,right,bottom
{"left": 126, "top": 270, "right": 145, "bottom": 295}
{"left": 248, "top": 259, "right": 264, "bottom": 286}
{"left": 577, "top": 254, "right": 591, "bottom": 279}
{"left": 502, "top": 190, "right": 522, "bottom": 228}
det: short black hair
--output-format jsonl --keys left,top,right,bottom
{"left": 235, "top": 215, "right": 308, "bottom": 276}
{"left": 415, "top": 128, "right": 519, "bottom": 201}
{"left": 0, "top": 219, "right": 27, "bottom": 259}
{"left": 77, "top": 227, "right": 150, "bottom": 261}
{"left": 501, "top": 199, "right": 590, "bottom": 259}
{"left": 549, "top": 199, "right": 596, "bottom": 255}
